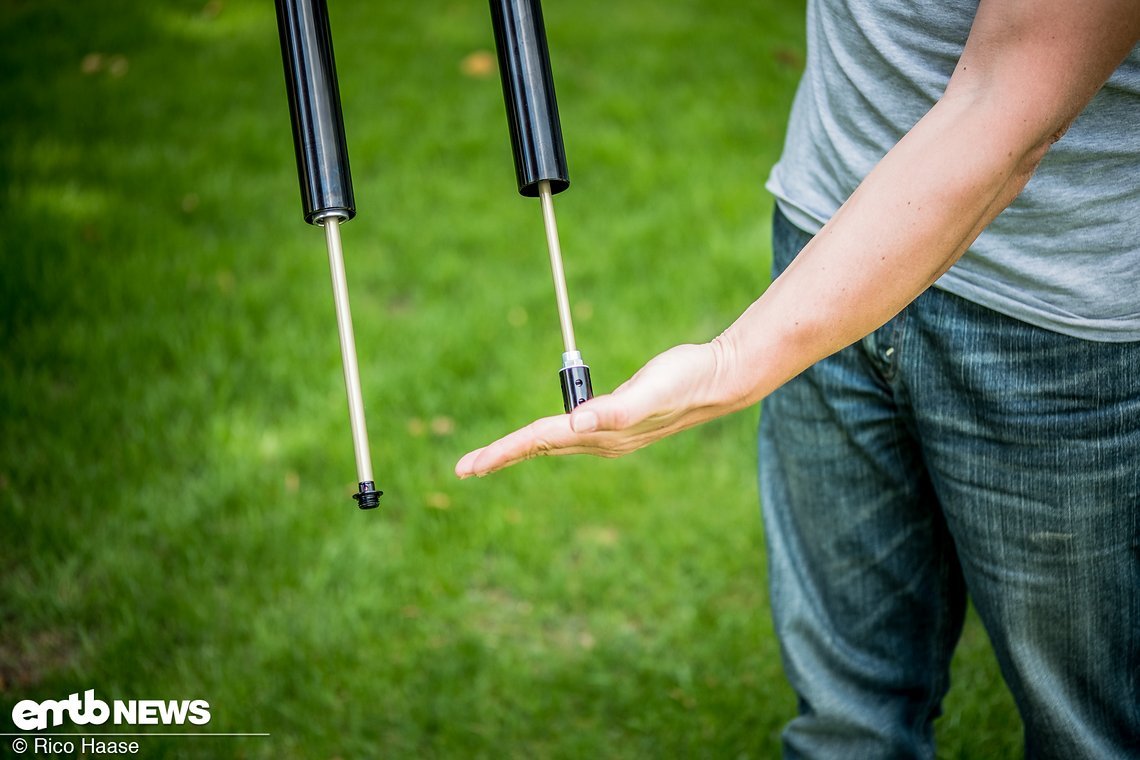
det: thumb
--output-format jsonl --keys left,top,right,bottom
{"left": 569, "top": 394, "right": 638, "bottom": 433}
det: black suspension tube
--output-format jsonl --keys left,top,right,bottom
{"left": 490, "top": 0, "right": 593, "bottom": 413}
{"left": 490, "top": 0, "right": 570, "bottom": 198}
{"left": 276, "top": 0, "right": 355, "bottom": 224}
{"left": 276, "top": 0, "right": 381, "bottom": 509}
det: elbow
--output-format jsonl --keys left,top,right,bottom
{"left": 950, "top": 96, "right": 1075, "bottom": 204}
{"left": 940, "top": 75, "right": 1080, "bottom": 190}
{"left": 1016, "top": 115, "right": 1073, "bottom": 179}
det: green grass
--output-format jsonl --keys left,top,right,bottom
{"left": 0, "top": 0, "right": 1020, "bottom": 756}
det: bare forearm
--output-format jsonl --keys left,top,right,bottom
{"left": 714, "top": 93, "right": 1053, "bottom": 410}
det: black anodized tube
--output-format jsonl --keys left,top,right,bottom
{"left": 276, "top": 0, "right": 355, "bottom": 224}
{"left": 489, "top": 0, "right": 570, "bottom": 198}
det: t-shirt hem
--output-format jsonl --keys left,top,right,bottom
{"left": 934, "top": 271, "right": 1140, "bottom": 343}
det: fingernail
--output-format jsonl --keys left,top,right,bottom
{"left": 572, "top": 411, "right": 598, "bottom": 433}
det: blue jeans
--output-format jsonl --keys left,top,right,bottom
{"left": 758, "top": 207, "right": 1140, "bottom": 759}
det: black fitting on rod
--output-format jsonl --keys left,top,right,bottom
{"left": 276, "top": 0, "right": 355, "bottom": 224}
{"left": 489, "top": 0, "right": 570, "bottom": 198}
{"left": 559, "top": 364, "right": 593, "bottom": 413}
{"left": 354, "top": 481, "right": 383, "bottom": 510}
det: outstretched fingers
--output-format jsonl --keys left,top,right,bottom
{"left": 454, "top": 392, "right": 652, "bottom": 478}
{"left": 455, "top": 414, "right": 580, "bottom": 478}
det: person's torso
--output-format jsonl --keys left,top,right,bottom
{"left": 766, "top": 0, "right": 1140, "bottom": 341}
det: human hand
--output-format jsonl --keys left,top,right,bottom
{"left": 455, "top": 341, "right": 740, "bottom": 478}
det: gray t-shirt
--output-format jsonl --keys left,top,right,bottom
{"left": 766, "top": 0, "right": 1140, "bottom": 342}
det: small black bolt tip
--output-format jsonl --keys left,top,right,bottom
{"left": 353, "top": 481, "right": 383, "bottom": 510}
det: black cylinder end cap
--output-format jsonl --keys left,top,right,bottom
{"left": 519, "top": 177, "right": 569, "bottom": 198}
{"left": 354, "top": 481, "right": 383, "bottom": 510}
{"left": 309, "top": 206, "right": 356, "bottom": 226}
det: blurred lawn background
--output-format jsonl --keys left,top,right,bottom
{"left": 0, "top": 0, "right": 1021, "bottom": 757}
